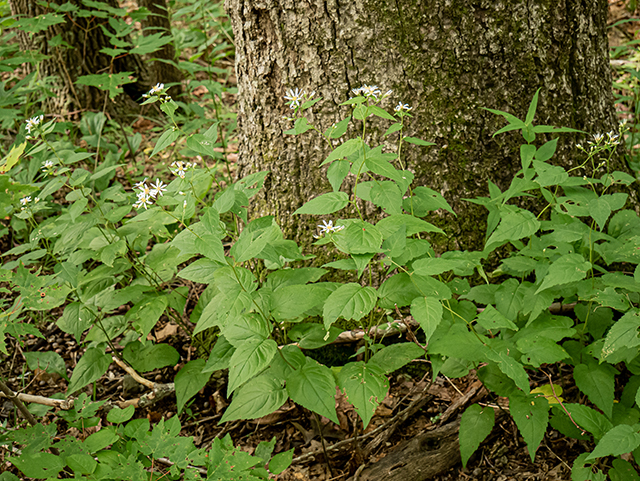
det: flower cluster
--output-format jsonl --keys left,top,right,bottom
{"left": 41, "top": 160, "right": 55, "bottom": 174}
{"left": 19, "top": 195, "right": 40, "bottom": 211}
{"left": 351, "top": 85, "right": 392, "bottom": 100}
{"left": 314, "top": 220, "right": 345, "bottom": 238}
{"left": 284, "top": 88, "right": 316, "bottom": 109}
{"left": 170, "top": 161, "right": 194, "bottom": 179}
{"left": 25, "top": 115, "right": 44, "bottom": 139}
{"left": 142, "top": 83, "right": 171, "bottom": 102}
{"left": 132, "top": 178, "right": 167, "bottom": 210}
{"left": 577, "top": 131, "right": 621, "bottom": 153}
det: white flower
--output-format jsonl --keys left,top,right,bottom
{"left": 592, "top": 133, "right": 604, "bottom": 144}
{"left": 317, "top": 220, "right": 345, "bottom": 235}
{"left": 607, "top": 131, "right": 620, "bottom": 145}
{"left": 150, "top": 83, "right": 164, "bottom": 95}
{"left": 133, "top": 192, "right": 153, "bottom": 210}
{"left": 134, "top": 178, "right": 148, "bottom": 189}
{"left": 284, "top": 88, "right": 306, "bottom": 109}
{"left": 34, "top": 197, "right": 40, "bottom": 203}
{"left": 149, "top": 179, "right": 167, "bottom": 197}
{"left": 41, "top": 160, "right": 54, "bottom": 172}
{"left": 353, "top": 84, "right": 382, "bottom": 99}
{"left": 170, "top": 161, "right": 194, "bottom": 179}
{"left": 394, "top": 102, "right": 412, "bottom": 112}
{"left": 25, "top": 115, "right": 44, "bottom": 134}
{"left": 20, "top": 196, "right": 31, "bottom": 206}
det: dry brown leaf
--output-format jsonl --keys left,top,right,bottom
{"left": 155, "top": 323, "right": 178, "bottom": 341}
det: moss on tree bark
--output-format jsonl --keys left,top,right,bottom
{"left": 227, "top": 0, "right": 625, "bottom": 254}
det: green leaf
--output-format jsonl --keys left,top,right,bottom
{"left": 384, "top": 122, "right": 403, "bottom": 137}
{"left": 602, "top": 309, "right": 640, "bottom": 362}
{"left": 286, "top": 358, "right": 339, "bottom": 424}
{"left": 327, "top": 159, "right": 350, "bottom": 191}
{"left": 287, "top": 323, "right": 341, "bottom": 349}
{"left": 23, "top": 351, "right": 67, "bottom": 380}
{"left": 75, "top": 72, "right": 135, "bottom": 99}
{"left": 294, "top": 191, "right": 349, "bottom": 215}
{"left": 534, "top": 138, "right": 558, "bottom": 161}
{"left": 128, "top": 296, "right": 168, "bottom": 340}
{"left": 525, "top": 88, "right": 540, "bottom": 125}
{"left": 403, "top": 186, "right": 454, "bottom": 216}
{"left": 486, "top": 350, "right": 530, "bottom": 393}
{"left": 370, "top": 181, "right": 403, "bottom": 214}
{"left": 324, "top": 116, "right": 351, "bottom": 139}
{"left": 381, "top": 224, "right": 406, "bottom": 258}
{"left": 224, "top": 313, "right": 271, "bottom": 347}
{"left": 320, "top": 138, "right": 363, "bottom": 166}
{"left": 365, "top": 147, "right": 402, "bottom": 182}
{"left": 411, "top": 296, "right": 443, "bottom": 344}
{"left": 66, "top": 453, "right": 97, "bottom": 475}
{"left": 150, "top": 128, "right": 180, "bottom": 158}
{"left": 13, "top": 13, "right": 65, "bottom": 33}
{"left": 269, "top": 449, "right": 294, "bottom": 475}
{"left": 520, "top": 144, "right": 536, "bottom": 170}
{"left": 476, "top": 305, "right": 518, "bottom": 331}
{"left": 221, "top": 374, "right": 287, "bottom": 423}
{"left": 177, "top": 258, "right": 221, "bottom": 284}
{"left": 271, "top": 284, "right": 330, "bottom": 320}
{"left": 535, "top": 253, "right": 591, "bottom": 294}
{"left": 587, "top": 424, "right": 640, "bottom": 460}
{"left": 230, "top": 221, "right": 281, "bottom": 263}
{"left": 68, "top": 348, "right": 111, "bottom": 394}
{"left": 11, "top": 452, "right": 65, "bottom": 478}
{"left": 588, "top": 197, "right": 612, "bottom": 231}
{"left": 123, "top": 341, "right": 179, "bottom": 372}
{"left": 175, "top": 359, "right": 212, "bottom": 415}
{"left": 403, "top": 136, "right": 435, "bottom": 146}
{"left": 227, "top": 339, "right": 277, "bottom": 395}
{"left": 486, "top": 209, "right": 540, "bottom": 249}
{"left": 609, "top": 458, "right": 640, "bottom": 481}
{"left": 369, "top": 105, "right": 395, "bottom": 120}
{"left": 509, "top": 391, "right": 549, "bottom": 461}
{"left": 284, "top": 117, "right": 312, "bottom": 135}
{"left": 58, "top": 302, "right": 95, "bottom": 342}
{"left": 129, "top": 32, "right": 172, "bottom": 55}
{"left": 84, "top": 428, "right": 119, "bottom": 453}
{"left": 322, "top": 283, "right": 377, "bottom": 329}
{"left": 376, "top": 214, "right": 444, "bottom": 237}
{"left": 0, "top": 142, "right": 26, "bottom": 174}
{"left": 368, "top": 343, "right": 425, "bottom": 374}
{"left": 202, "top": 336, "right": 235, "bottom": 373}
{"left": 516, "top": 336, "right": 569, "bottom": 368}
{"left": 412, "top": 257, "right": 460, "bottom": 276}
{"left": 337, "top": 361, "right": 388, "bottom": 428}
{"left": 264, "top": 267, "right": 327, "bottom": 290}
{"left": 333, "top": 220, "right": 383, "bottom": 254}
{"left": 460, "top": 404, "right": 495, "bottom": 468}
{"left": 573, "top": 363, "right": 615, "bottom": 419}
{"left": 106, "top": 405, "right": 135, "bottom": 424}
{"left": 564, "top": 403, "right": 612, "bottom": 440}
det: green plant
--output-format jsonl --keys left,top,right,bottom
{"left": 2, "top": 2, "right": 640, "bottom": 475}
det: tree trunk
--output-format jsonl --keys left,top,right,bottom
{"left": 227, "top": 0, "right": 624, "bottom": 252}
{"left": 10, "top": 0, "right": 152, "bottom": 119}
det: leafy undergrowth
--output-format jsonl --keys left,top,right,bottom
{"left": 2, "top": 1, "right": 640, "bottom": 481}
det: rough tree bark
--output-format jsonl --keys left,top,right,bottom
{"left": 9, "top": 0, "right": 175, "bottom": 119}
{"left": 227, "top": 0, "right": 624, "bottom": 251}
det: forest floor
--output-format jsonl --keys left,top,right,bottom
{"left": 2, "top": 2, "right": 640, "bottom": 481}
